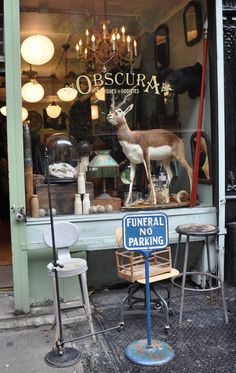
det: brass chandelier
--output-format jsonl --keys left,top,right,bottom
{"left": 75, "top": 0, "right": 137, "bottom": 73}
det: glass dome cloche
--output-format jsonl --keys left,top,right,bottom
{"left": 45, "top": 132, "right": 78, "bottom": 181}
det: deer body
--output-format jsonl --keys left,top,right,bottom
{"left": 107, "top": 104, "right": 193, "bottom": 206}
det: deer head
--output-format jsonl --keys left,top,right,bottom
{"left": 107, "top": 104, "right": 133, "bottom": 126}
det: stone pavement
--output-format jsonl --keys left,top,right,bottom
{"left": 0, "top": 283, "right": 236, "bottom": 373}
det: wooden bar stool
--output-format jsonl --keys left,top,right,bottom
{"left": 116, "top": 228, "right": 179, "bottom": 331}
{"left": 171, "top": 223, "right": 229, "bottom": 325}
{"left": 44, "top": 221, "right": 96, "bottom": 344}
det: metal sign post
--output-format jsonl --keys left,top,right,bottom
{"left": 122, "top": 212, "right": 174, "bottom": 366}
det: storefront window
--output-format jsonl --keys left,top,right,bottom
{"left": 19, "top": 0, "right": 210, "bottom": 218}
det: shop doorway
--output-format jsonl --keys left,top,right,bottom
{"left": 0, "top": 119, "right": 13, "bottom": 290}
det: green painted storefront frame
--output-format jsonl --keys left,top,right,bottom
{"left": 4, "top": 0, "right": 29, "bottom": 312}
{"left": 3, "top": 0, "right": 226, "bottom": 313}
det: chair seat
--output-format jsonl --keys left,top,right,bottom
{"left": 137, "top": 268, "right": 179, "bottom": 285}
{"left": 176, "top": 224, "right": 218, "bottom": 236}
{"left": 47, "top": 258, "right": 88, "bottom": 278}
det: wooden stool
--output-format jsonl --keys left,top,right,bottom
{"left": 172, "top": 224, "right": 229, "bottom": 325}
{"left": 120, "top": 269, "right": 179, "bottom": 332}
{"left": 44, "top": 222, "right": 96, "bottom": 344}
{"left": 116, "top": 227, "right": 179, "bottom": 331}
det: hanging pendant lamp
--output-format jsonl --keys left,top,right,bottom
{"left": 21, "top": 35, "right": 55, "bottom": 65}
{"left": 22, "top": 79, "right": 44, "bottom": 103}
{"left": 57, "top": 44, "right": 78, "bottom": 102}
{"left": 0, "top": 106, "right": 28, "bottom": 121}
{"left": 46, "top": 75, "right": 62, "bottom": 119}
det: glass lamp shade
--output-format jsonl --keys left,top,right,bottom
{"left": 46, "top": 102, "right": 62, "bottom": 118}
{"left": 0, "top": 106, "right": 28, "bottom": 121}
{"left": 0, "top": 105, "right": 7, "bottom": 116}
{"left": 57, "top": 86, "right": 78, "bottom": 102}
{"left": 91, "top": 104, "right": 99, "bottom": 120}
{"left": 87, "top": 150, "right": 119, "bottom": 178}
{"left": 95, "top": 87, "right": 106, "bottom": 101}
{"left": 22, "top": 80, "right": 44, "bottom": 103}
{"left": 21, "top": 35, "right": 55, "bottom": 65}
{"left": 22, "top": 107, "right": 29, "bottom": 121}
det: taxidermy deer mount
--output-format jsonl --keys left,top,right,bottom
{"left": 107, "top": 93, "right": 193, "bottom": 206}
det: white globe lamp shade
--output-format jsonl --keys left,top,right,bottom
{"left": 95, "top": 87, "right": 106, "bottom": 101}
{"left": 0, "top": 106, "right": 28, "bottom": 121}
{"left": 0, "top": 106, "right": 7, "bottom": 116}
{"left": 46, "top": 103, "right": 62, "bottom": 119}
{"left": 22, "top": 107, "right": 28, "bottom": 121}
{"left": 21, "top": 35, "right": 54, "bottom": 65}
{"left": 91, "top": 105, "right": 99, "bottom": 120}
{"left": 57, "top": 86, "right": 78, "bottom": 102}
{"left": 22, "top": 80, "right": 44, "bottom": 103}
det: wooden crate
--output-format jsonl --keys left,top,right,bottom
{"left": 35, "top": 182, "right": 94, "bottom": 215}
{"left": 116, "top": 247, "right": 172, "bottom": 282}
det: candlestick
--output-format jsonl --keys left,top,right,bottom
{"left": 116, "top": 33, "right": 121, "bottom": 42}
{"left": 75, "top": 43, "right": 79, "bottom": 59}
{"left": 91, "top": 34, "right": 96, "bottom": 51}
{"left": 86, "top": 29, "right": 89, "bottom": 45}
{"left": 103, "top": 23, "right": 106, "bottom": 39}
{"left": 133, "top": 39, "right": 137, "bottom": 56}
{"left": 112, "top": 33, "right": 116, "bottom": 52}
{"left": 79, "top": 39, "right": 82, "bottom": 55}
{"left": 121, "top": 26, "right": 126, "bottom": 42}
{"left": 127, "top": 35, "right": 131, "bottom": 52}
{"left": 85, "top": 47, "right": 88, "bottom": 60}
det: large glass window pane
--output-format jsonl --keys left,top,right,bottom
{"left": 19, "top": 0, "right": 210, "bottom": 218}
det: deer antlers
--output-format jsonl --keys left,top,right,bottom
{"left": 110, "top": 87, "right": 136, "bottom": 111}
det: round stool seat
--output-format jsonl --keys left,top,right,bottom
{"left": 176, "top": 224, "right": 219, "bottom": 236}
{"left": 47, "top": 258, "right": 88, "bottom": 278}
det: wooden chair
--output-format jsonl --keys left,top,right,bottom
{"left": 115, "top": 228, "right": 179, "bottom": 331}
{"left": 44, "top": 221, "right": 96, "bottom": 345}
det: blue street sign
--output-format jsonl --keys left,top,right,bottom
{"left": 122, "top": 212, "right": 174, "bottom": 366}
{"left": 122, "top": 212, "right": 169, "bottom": 251}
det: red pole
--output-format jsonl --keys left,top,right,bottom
{"left": 190, "top": 20, "right": 208, "bottom": 207}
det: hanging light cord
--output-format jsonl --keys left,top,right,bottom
{"left": 51, "top": 74, "right": 55, "bottom": 103}
{"left": 104, "top": 0, "right": 107, "bottom": 21}
{"left": 62, "top": 43, "right": 70, "bottom": 86}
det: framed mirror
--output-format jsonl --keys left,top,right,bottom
{"left": 190, "top": 131, "right": 212, "bottom": 184}
{"left": 183, "top": 1, "right": 202, "bottom": 47}
{"left": 154, "top": 24, "right": 169, "bottom": 70}
{"left": 164, "top": 94, "right": 178, "bottom": 120}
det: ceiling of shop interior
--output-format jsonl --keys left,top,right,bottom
{"left": 2, "top": 0, "right": 189, "bottom": 102}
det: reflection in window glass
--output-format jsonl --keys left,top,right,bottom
{"left": 19, "top": 0, "right": 209, "bottom": 217}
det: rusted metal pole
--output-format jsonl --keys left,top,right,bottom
{"left": 190, "top": 19, "right": 208, "bottom": 207}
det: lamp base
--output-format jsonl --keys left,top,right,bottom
{"left": 125, "top": 339, "right": 174, "bottom": 366}
{"left": 97, "top": 192, "right": 112, "bottom": 199}
{"left": 45, "top": 347, "right": 81, "bottom": 368}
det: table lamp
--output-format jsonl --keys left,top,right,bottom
{"left": 87, "top": 150, "right": 119, "bottom": 199}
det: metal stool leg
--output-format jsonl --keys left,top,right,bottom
{"left": 151, "top": 285, "right": 170, "bottom": 331}
{"left": 205, "top": 236, "right": 213, "bottom": 303}
{"left": 170, "top": 233, "right": 181, "bottom": 309}
{"left": 80, "top": 272, "right": 97, "bottom": 342}
{"left": 174, "top": 233, "right": 182, "bottom": 268}
{"left": 120, "top": 283, "right": 140, "bottom": 323}
{"left": 51, "top": 276, "right": 60, "bottom": 347}
{"left": 179, "top": 235, "right": 189, "bottom": 325}
{"left": 215, "top": 237, "right": 229, "bottom": 324}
